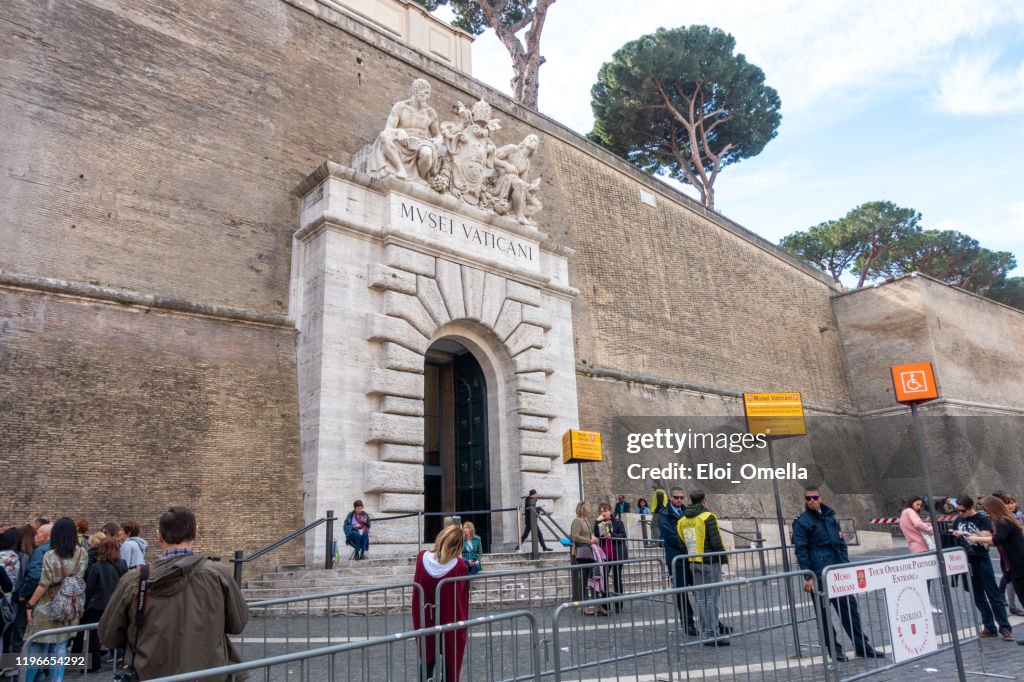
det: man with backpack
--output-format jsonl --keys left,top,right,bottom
{"left": 100, "top": 507, "right": 248, "bottom": 679}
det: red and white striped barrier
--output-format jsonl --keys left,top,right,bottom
{"left": 869, "top": 515, "right": 954, "bottom": 524}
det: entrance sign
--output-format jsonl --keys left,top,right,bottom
{"left": 562, "top": 430, "right": 602, "bottom": 463}
{"left": 743, "top": 392, "right": 806, "bottom": 436}
{"left": 825, "top": 550, "right": 968, "bottom": 663}
{"left": 890, "top": 362, "right": 939, "bottom": 403}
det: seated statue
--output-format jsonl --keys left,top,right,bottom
{"left": 356, "top": 78, "right": 441, "bottom": 184}
{"left": 488, "top": 134, "right": 543, "bottom": 225}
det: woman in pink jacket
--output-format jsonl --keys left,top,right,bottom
{"left": 899, "top": 496, "right": 934, "bottom": 553}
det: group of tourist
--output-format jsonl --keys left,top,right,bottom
{"left": 0, "top": 516, "right": 148, "bottom": 678}
{"left": 0, "top": 508, "right": 248, "bottom": 681}
{"left": 900, "top": 490, "right": 1024, "bottom": 645}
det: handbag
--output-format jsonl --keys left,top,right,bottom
{"left": 575, "top": 543, "right": 594, "bottom": 561}
{"left": 0, "top": 596, "right": 14, "bottom": 629}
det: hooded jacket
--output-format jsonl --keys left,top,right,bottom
{"left": 120, "top": 535, "right": 148, "bottom": 568}
{"left": 793, "top": 503, "right": 849, "bottom": 581}
{"left": 99, "top": 553, "right": 248, "bottom": 681}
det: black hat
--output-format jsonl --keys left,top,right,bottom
{"left": 528, "top": 489, "right": 537, "bottom": 496}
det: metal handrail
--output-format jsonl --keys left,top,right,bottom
{"left": 231, "top": 510, "right": 336, "bottom": 585}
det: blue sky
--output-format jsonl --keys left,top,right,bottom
{"left": 447, "top": 0, "right": 1024, "bottom": 276}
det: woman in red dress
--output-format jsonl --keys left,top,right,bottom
{"left": 413, "top": 524, "right": 471, "bottom": 681}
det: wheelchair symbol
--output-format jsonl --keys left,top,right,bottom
{"left": 900, "top": 371, "right": 929, "bottom": 394}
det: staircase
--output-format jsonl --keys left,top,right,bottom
{"left": 243, "top": 546, "right": 667, "bottom": 615}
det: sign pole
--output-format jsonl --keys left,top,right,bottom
{"left": 767, "top": 437, "right": 803, "bottom": 655}
{"left": 910, "top": 401, "right": 966, "bottom": 681}
{"left": 578, "top": 463, "right": 584, "bottom": 502}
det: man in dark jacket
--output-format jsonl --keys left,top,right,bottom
{"left": 100, "top": 507, "right": 248, "bottom": 679}
{"left": 678, "top": 491, "right": 730, "bottom": 646}
{"left": 793, "top": 487, "right": 883, "bottom": 661}
{"left": 659, "top": 487, "right": 697, "bottom": 635}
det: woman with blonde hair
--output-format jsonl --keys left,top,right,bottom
{"left": 413, "top": 523, "right": 471, "bottom": 680}
{"left": 461, "top": 522, "right": 482, "bottom": 575}
{"left": 569, "top": 502, "right": 606, "bottom": 615}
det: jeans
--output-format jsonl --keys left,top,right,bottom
{"left": 691, "top": 562, "right": 723, "bottom": 638}
{"left": 347, "top": 531, "right": 369, "bottom": 553}
{"left": 969, "top": 558, "right": 1010, "bottom": 631}
{"left": 25, "top": 639, "right": 68, "bottom": 682}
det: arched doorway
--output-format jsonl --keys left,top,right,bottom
{"left": 423, "top": 339, "right": 492, "bottom": 550}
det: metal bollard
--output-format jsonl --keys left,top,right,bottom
{"left": 324, "top": 509, "right": 335, "bottom": 570}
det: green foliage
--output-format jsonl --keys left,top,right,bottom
{"left": 409, "top": 0, "right": 554, "bottom": 107}
{"left": 779, "top": 201, "right": 1021, "bottom": 310}
{"left": 987, "top": 277, "right": 1024, "bottom": 309}
{"left": 589, "top": 26, "right": 781, "bottom": 209}
{"left": 411, "top": 0, "right": 527, "bottom": 35}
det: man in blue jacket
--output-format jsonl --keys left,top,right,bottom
{"left": 793, "top": 486, "right": 883, "bottom": 661}
{"left": 659, "top": 487, "right": 697, "bottom": 635}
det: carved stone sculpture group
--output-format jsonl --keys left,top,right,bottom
{"left": 353, "top": 79, "right": 543, "bottom": 226}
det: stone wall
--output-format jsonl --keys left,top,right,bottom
{"left": 8, "top": 0, "right": 1018, "bottom": 549}
{"left": 0, "top": 286, "right": 304, "bottom": 564}
{"left": 832, "top": 275, "right": 1024, "bottom": 510}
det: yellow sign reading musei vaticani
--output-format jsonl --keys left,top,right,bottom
{"left": 743, "top": 392, "right": 807, "bottom": 436}
{"left": 562, "top": 429, "right": 603, "bottom": 463}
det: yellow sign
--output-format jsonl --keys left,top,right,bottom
{"left": 743, "top": 392, "right": 806, "bottom": 436}
{"left": 562, "top": 429, "right": 603, "bottom": 463}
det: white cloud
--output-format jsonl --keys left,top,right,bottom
{"left": 933, "top": 51, "right": 1024, "bottom": 115}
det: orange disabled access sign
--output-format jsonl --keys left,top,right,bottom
{"left": 743, "top": 392, "right": 806, "bottom": 436}
{"left": 891, "top": 362, "right": 939, "bottom": 404}
{"left": 562, "top": 429, "right": 603, "bottom": 464}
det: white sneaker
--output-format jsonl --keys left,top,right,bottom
{"left": 931, "top": 605, "right": 943, "bottom": 614}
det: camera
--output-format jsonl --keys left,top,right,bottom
{"left": 113, "top": 666, "right": 140, "bottom": 682}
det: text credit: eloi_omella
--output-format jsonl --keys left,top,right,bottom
{"left": 614, "top": 419, "right": 809, "bottom": 484}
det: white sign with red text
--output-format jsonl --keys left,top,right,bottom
{"left": 825, "top": 550, "right": 967, "bottom": 663}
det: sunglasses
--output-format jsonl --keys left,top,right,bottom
{"left": 805, "top": 495, "right": 820, "bottom": 501}
{"left": 670, "top": 495, "right": 685, "bottom": 500}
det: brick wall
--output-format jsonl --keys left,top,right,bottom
{"left": 0, "top": 288, "right": 304, "bottom": 564}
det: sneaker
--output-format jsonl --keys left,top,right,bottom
{"left": 1010, "top": 608, "right": 1024, "bottom": 616}
{"left": 931, "top": 606, "right": 943, "bottom": 614}
{"left": 543, "top": 547, "right": 553, "bottom": 552}
{"left": 980, "top": 629, "right": 999, "bottom": 637}
{"left": 582, "top": 607, "right": 596, "bottom": 616}
{"left": 1000, "top": 628, "right": 1015, "bottom": 642}
{"left": 703, "top": 638, "right": 730, "bottom": 647}
{"left": 686, "top": 625, "right": 699, "bottom": 637}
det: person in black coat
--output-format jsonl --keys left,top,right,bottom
{"left": 659, "top": 487, "right": 697, "bottom": 635}
{"left": 793, "top": 486, "right": 883, "bottom": 661}
{"left": 84, "top": 537, "right": 127, "bottom": 672}
{"left": 594, "top": 503, "right": 629, "bottom": 612}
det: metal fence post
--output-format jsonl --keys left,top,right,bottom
{"left": 325, "top": 509, "right": 335, "bottom": 570}
{"left": 233, "top": 549, "right": 244, "bottom": 585}
{"left": 530, "top": 503, "right": 539, "bottom": 560}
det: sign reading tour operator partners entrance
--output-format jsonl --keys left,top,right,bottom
{"left": 389, "top": 194, "right": 541, "bottom": 273}
{"left": 825, "top": 550, "right": 968, "bottom": 663}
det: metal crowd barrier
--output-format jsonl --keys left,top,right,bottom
{"left": 235, "top": 581, "right": 425, "bottom": 662}
{"left": 17, "top": 623, "right": 117, "bottom": 682}
{"left": 821, "top": 549, "right": 991, "bottom": 682}
{"left": 142, "top": 609, "right": 542, "bottom": 682}
{"left": 435, "top": 556, "right": 667, "bottom": 675}
{"left": 552, "top": 569, "right": 830, "bottom": 681}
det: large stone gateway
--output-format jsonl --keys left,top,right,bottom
{"left": 291, "top": 89, "right": 580, "bottom": 558}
